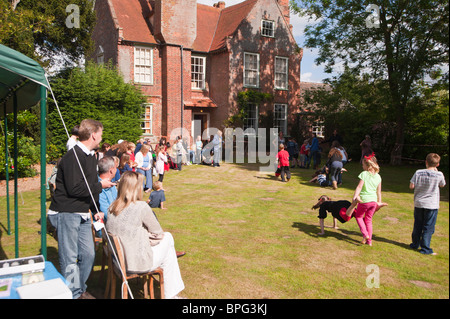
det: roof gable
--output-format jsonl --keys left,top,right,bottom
{"left": 106, "top": 0, "right": 293, "bottom": 51}
{"left": 192, "top": 4, "right": 221, "bottom": 52}
{"left": 109, "top": 0, "right": 157, "bottom": 44}
{"left": 208, "top": 0, "right": 258, "bottom": 52}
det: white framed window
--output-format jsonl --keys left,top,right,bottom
{"left": 261, "top": 20, "right": 275, "bottom": 37}
{"left": 191, "top": 56, "right": 206, "bottom": 90}
{"left": 244, "top": 52, "right": 260, "bottom": 88}
{"left": 243, "top": 103, "right": 258, "bottom": 134}
{"left": 275, "top": 56, "right": 288, "bottom": 90}
{"left": 274, "top": 104, "right": 287, "bottom": 135}
{"left": 141, "top": 103, "right": 153, "bottom": 135}
{"left": 134, "top": 47, "right": 153, "bottom": 84}
{"left": 97, "top": 46, "right": 104, "bottom": 65}
{"left": 312, "top": 123, "right": 325, "bottom": 138}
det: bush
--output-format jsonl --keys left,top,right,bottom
{"left": 0, "top": 135, "right": 40, "bottom": 179}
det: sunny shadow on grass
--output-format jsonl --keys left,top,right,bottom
{"left": 0, "top": 161, "right": 448, "bottom": 299}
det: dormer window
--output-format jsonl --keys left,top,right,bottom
{"left": 261, "top": 20, "right": 275, "bottom": 37}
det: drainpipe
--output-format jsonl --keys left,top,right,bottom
{"left": 180, "top": 45, "right": 183, "bottom": 139}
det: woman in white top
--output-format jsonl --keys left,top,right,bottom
{"left": 107, "top": 171, "right": 185, "bottom": 298}
{"left": 155, "top": 145, "right": 168, "bottom": 183}
{"left": 135, "top": 144, "right": 153, "bottom": 192}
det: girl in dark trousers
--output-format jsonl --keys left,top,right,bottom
{"left": 312, "top": 195, "right": 358, "bottom": 235}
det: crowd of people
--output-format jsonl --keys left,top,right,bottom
{"left": 277, "top": 130, "right": 349, "bottom": 189}
{"left": 46, "top": 120, "right": 445, "bottom": 300}
{"left": 48, "top": 121, "right": 189, "bottom": 299}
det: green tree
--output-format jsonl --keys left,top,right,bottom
{"left": 0, "top": 0, "right": 96, "bottom": 69}
{"left": 292, "top": 0, "right": 449, "bottom": 164}
{"left": 48, "top": 62, "right": 147, "bottom": 158}
{"left": 301, "top": 68, "right": 449, "bottom": 163}
{"left": 0, "top": 0, "right": 52, "bottom": 62}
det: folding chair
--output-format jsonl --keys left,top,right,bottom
{"left": 106, "top": 232, "right": 164, "bottom": 299}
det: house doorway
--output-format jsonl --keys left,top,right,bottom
{"left": 192, "top": 113, "right": 209, "bottom": 144}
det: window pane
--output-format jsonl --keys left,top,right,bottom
{"left": 244, "top": 53, "right": 259, "bottom": 87}
{"left": 135, "top": 47, "right": 153, "bottom": 83}
{"left": 275, "top": 57, "right": 288, "bottom": 89}
{"left": 191, "top": 56, "right": 205, "bottom": 89}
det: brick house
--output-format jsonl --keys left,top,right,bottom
{"left": 91, "top": 0, "right": 303, "bottom": 144}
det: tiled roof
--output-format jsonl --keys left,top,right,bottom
{"left": 109, "top": 0, "right": 157, "bottom": 44}
{"left": 204, "top": 0, "right": 258, "bottom": 52}
{"left": 108, "top": 0, "right": 258, "bottom": 51}
{"left": 192, "top": 4, "right": 221, "bottom": 52}
{"left": 184, "top": 98, "right": 218, "bottom": 108}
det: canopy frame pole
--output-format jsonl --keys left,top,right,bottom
{"left": 3, "top": 103, "right": 11, "bottom": 235}
{"left": 40, "top": 85, "right": 47, "bottom": 259}
{"left": 13, "top": 92, "right": 19, "bottom": 258}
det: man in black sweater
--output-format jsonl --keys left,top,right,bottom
{"left": 49, "top": 119, "right": 115, "bottom": 299}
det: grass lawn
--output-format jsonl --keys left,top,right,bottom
{"left": 0, "top": 161, "right": 448, "bottom": 299}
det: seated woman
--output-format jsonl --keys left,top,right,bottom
{"left": 106, "top": 171, "right": 185, "bottom": 299}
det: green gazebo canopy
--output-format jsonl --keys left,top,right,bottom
{"left": 0, "top": 43, "right": 49, "bottom": 259}
{"left": 0, "top": 43, "right": 49, "bottom": 113}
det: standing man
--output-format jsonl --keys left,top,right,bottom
{"left": 49, "top": 119, "right": 115, "bottom": 299}
{"left": 309, "top": 133, "right": 320, "bottom": 170}
{"left": 212, "top": 130, "right": 222, "bottom": 167}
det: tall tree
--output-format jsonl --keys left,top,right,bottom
{"left": 0, "top": 0, "right": 96, "bottom": 69}
{"left": 292, "top": 0, "right": 449, "bottom": 164}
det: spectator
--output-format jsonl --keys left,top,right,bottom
{"left": 48, "top": 119, "right": 115, "bottom": 299}
{"left": 107, "top": 171, "right": 185, "bottom": 299}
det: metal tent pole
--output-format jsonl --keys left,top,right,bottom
{"left": 3, "top": 104, "right": 10, "bottom": 235}
{"left": 40, "top": 85, "right": 47, "bottom": 259}
{"left": 13, "top": 92, "right": 18, "bottom": 258}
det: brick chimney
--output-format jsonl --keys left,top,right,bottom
{"left": 213, "top": 1, "right": 226, "bottom": 9}
{"left": 153, "top": 0, "right": 197, "bottom": 48}
{"left": 277, "top": 0, "right": 290, "bottom": 25}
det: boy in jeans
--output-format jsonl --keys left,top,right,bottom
{"left": 409, "top": 153, "right": 446, "bottom": 255}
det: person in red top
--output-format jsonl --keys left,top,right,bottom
{"left": 299, "top": 139, "right": 308, "bottom": 168}
{"left": 277, "top": 144, "right": 291, "bottom": 182}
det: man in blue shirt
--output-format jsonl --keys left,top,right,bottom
{"left": 309, "top": 133, "right": 320, "bottom": 170}
{"left": 97, "top": 156, "right": 118, "bottom": 222}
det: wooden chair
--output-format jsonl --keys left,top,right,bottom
{"left": 89, "top": 212, "right": 107, "bottom": 283}
{"left": 106, "top": 232, "right": 164, "bottom": 299}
